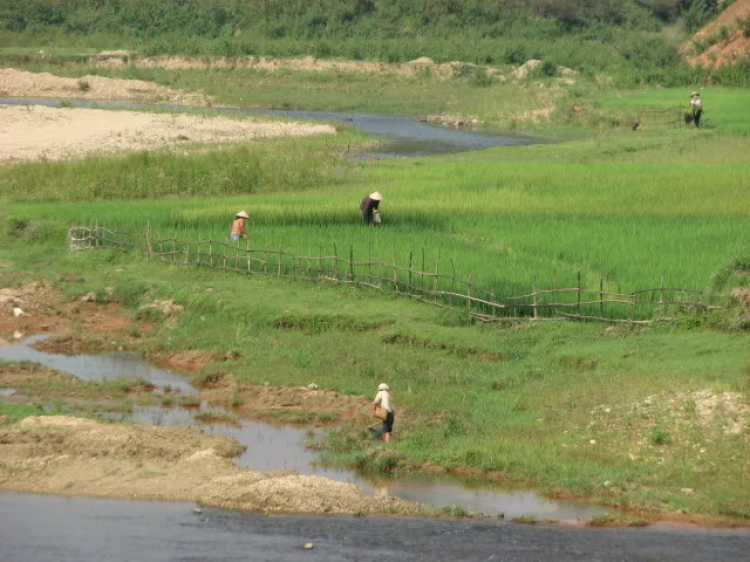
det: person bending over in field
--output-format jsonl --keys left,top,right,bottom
{"left": 230, "top": 211, "right": 249, "bottom": 241}
{"left": 373, "top": 383, "right": 395, "bottom": 443}
{"left": 689, "top": 92, "right": 703, "bottom": 128}
{"left": 360, "top": 191, "right": 383, "bottom": 225}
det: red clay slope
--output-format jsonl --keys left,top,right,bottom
{"left": 682, "top": 0, "right": 750, "bottom": 68}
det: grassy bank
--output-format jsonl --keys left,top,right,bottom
{"left": 1, "top": 243, "right": 748, "bottom": 523}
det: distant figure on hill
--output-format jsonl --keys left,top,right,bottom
{"left": 373, "top": 383, "right": 395, "bottom": 443}
{"left": 230, "top": 211, "right": 249, "bottom": 241}
{"left": 689, "top": 92, "right": 703, "bottom": 128}
{"left": 360, "top": 191, "right": 383, "bottom": 226}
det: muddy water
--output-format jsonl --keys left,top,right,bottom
{"left": 0, "top": 336, "right": 608, "bottom": 521}
{"left": 0, "top": 97, "right": 541, "bottom": 159}
{"left": 2, "top": 493, "right": 749, "bottom": 562}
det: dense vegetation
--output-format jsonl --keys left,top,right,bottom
{"left": 0, "top": 0, "right": 742, "bottom": 85}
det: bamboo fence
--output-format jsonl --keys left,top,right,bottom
{"left": 634, "top": 106, "right": 684, "bottom": 129}
{"left": 68, "top": 224, "right": 721, "bottom": 324}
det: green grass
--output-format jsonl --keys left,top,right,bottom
{"left": 598, "top": 87, "right": 750, "bottom": 136}
{"left": 4, "top": 113, "right": 749, "bottom": 318}
{"left": 0, "top": 403, "right": 46, "bottom": 423}
{"left": 1, "top": 246, "right": 748, "bottom": 521}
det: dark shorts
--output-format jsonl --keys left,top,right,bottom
{"left": 383, "top": 411, "right": 395, "bottom": 433}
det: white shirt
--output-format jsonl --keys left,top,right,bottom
{"left": 690, "top": 98, "right": 702, "bottom": 109}
{"left": 373, "top": 390, "right": 394, "bottom": 412}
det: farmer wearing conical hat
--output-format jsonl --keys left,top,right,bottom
{"left": 360, "top": 191, "right": 383, "bottom": 226}
{"left": 689, "top": 92, "right": 703, "bottom": 128}
{"left": 373, "top": 383, "right": 395, "bottom": 443}
{"left": 230, "top": 211, "right": 249, "bottom": 241}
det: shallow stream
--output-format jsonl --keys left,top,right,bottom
{"left": 0, "top": 334, "right": 609, "bottom": 521}
{"left": 0, "top": 97, "right": 541, "bottom": 159}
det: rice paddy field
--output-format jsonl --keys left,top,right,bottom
{"left": 4, "top": 87, "right": 750, "bottom": 320}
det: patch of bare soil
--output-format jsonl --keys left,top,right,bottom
{"left": 91, "top": 54, "right": 477, "bottom": 78}
{"left": 0, "top": 415, "right": 425, "bottom": 516}
{"left": 0, "top": 104, "right": 335, "bottom": 163}
{"left": 0, "top": 273, "right": 144, "bottom": 348}
{"left": 0, "top": 362, "right": 80, "bottom": 394}
{"left": 201, "top": 374, "right": 371, "bottom": 424}
{"left": 682, "top": 0, "right": 750, "bottom": 68}
{"left": 0, "top": 68, "right": 210, "bottom": 104}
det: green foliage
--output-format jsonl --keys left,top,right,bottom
{"left": 0, "top": 0, "right": 718, "bottom": 83}
{"left": 684, "top": 0, "right": 719, "bottom": 33}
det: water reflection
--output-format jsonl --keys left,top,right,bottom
{"left": 0, "top": 336, "right": 609, "bottom": 520}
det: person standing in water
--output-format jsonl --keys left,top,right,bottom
{"left": 373, "top": 383, "right": 395, "bottom": 443}
{"left": 230, "top": 211, "right": 249, "bottom": 242}
{"left": 689, "top": 92, "right": 703, "bottom": 128}
{"left": 360, "top": 191, "right": 383, "bottom": 225}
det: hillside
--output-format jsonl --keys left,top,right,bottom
{"left": 684, "top": 0, "right": 750, "bottom": 67}
{"left": 0, "top": 0, "right": 691, "bottom": 84}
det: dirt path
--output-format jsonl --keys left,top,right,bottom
{"left": 0, "top": 103, "right": 335, "bottom": 162}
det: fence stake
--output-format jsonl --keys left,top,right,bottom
{"left": 393, "top": 252, "right": 399, "bottom": 293}
{"left": 263, "top": 238, "right": 269, "bottom": 276}
{"left": 467, "top": 273, "right": 473, "bottom": 314}
{"left": 421, "top": 247, "right": 426, "bottom": 292}
{"left": 278, "top": 246, "right": 282, "bottom": 277}
{"left": 659, "top": 276, "right": 665, "bottom": 318}
{"left": 532, "top": 278, "right": 538, "bottom": 319}
{"left": 246, "top": 240, "right": 251, "bottom": 274}
{"left": 184, "top": 241, "right": 190, "bottom": 265}
{"left": 450, "top": 259, "right": 456, "bottom": 307}
{"left": 349, "top": 245, "right": 354, "bottom": 282}
{"left": 577, "top": 271, "right": 581, "bottom": 317}
{"left": 408, "top": 250, "right": 413, "bottom": 293}
{"left": 434, "top": 249, "right": 440, "bottom": 302}
{"left": 600, "top": 277, "right": 605, "bottom": 318}
{"left": 223, "top": 242, "right": 228, "bottom": 272}
{"left": 332, "top": 241, "right": 339, "bottom": 281}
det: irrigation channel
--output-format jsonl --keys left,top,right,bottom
{"left": 0, "top": 97, "right": 542, "bottom": 158}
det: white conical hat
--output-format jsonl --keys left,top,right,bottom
{"left": 369, "top": 192, "right": 383, "bottom": 201}
{"left": 235, "top": 211, "right": 249, "bottom": 218}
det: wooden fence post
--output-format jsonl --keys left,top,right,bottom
{"left": 146, "top": 222, "right": 152, "bottom": 261}
{"left": 184, "top": 241, "right": 190, "bottom": 265}
{"left": 467, "top": 273, "right": 473, "bottom": 314}
{"left": 246, "top": 240, "right": 251, "bottom": 274}
{"left": 349, "top": 245, "right": 354, "bottom": 283}
{"left": 532, "top": 278, "right": 538, "bottom": 319}
{"left": 408, "top": 250, "right": 413, "bottom": 294}
{"left": 333, "top": 242, "right": 339, "bottom": 281}
{"left": 577, "top": 270, "right": 581, "bottom": 317}
{"left": 659, "top": 276, "right": 665, "bottom": 318}
{"left": 421, "top": 247, "right": 426, "bottom": 292}
{"left": 450, "top": 259, "right": 456, "bottom": 307}
{"left": 393, "top": 252, "right": 399, "bottom": 293}
{"left": 278, "top": 246, "right": 283, "bottom": 277}
{"left": 434, "top": 249, "right": 440, "bottom": 302}
{"left": 600, "top": 277, "right": 605, "bottom": 318}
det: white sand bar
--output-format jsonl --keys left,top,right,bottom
{"left": 0, "top": 105, "right": 335, "bottom": 162}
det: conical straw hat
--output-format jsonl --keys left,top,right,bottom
{"left": 235, "top": 211, "right": 249, "bottom": 219}
{"left": 369, "top": 192, "right": 383, "bottom": 201}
